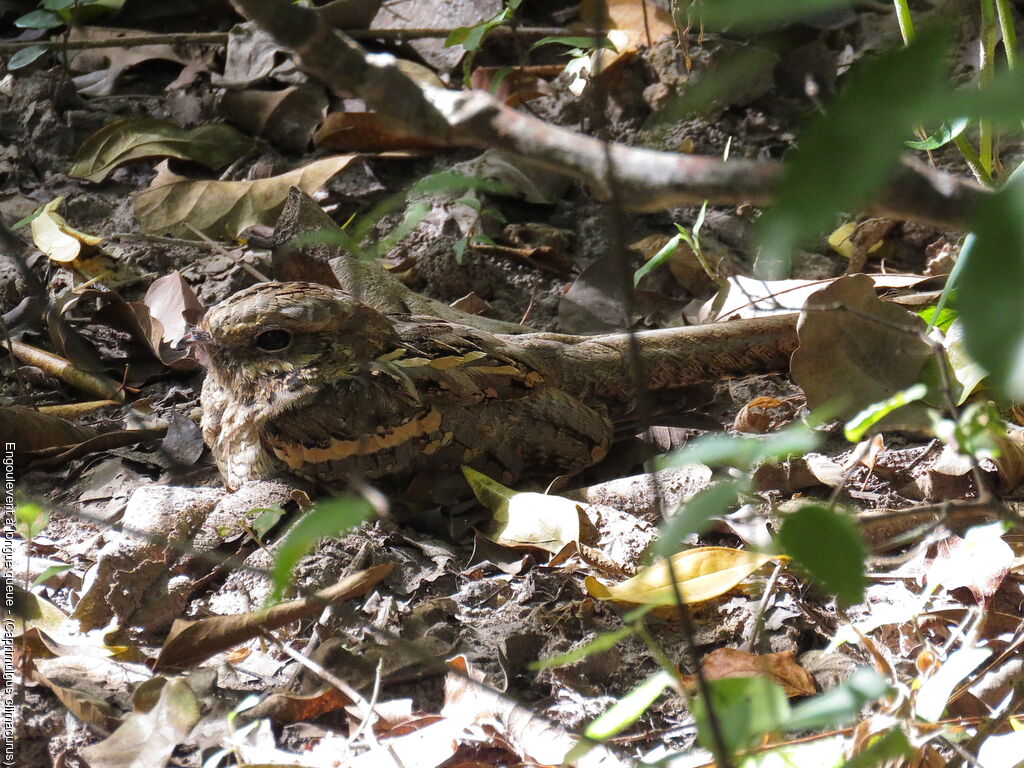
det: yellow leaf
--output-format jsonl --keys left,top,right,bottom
{"left": 30, "top": 197, "right": 104, "bottom": 263}
{"left": 585, "top": 547, "right": 780, "bottom": 606}
{"left": 463, "top": 466, "right": 583, "bottom": 554}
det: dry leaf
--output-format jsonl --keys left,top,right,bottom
{"left": 732, "top": 396, "right": 796, "bottom": 433}
{"left": 699, "top": 648, "right": 816, "bottom": 698}
{"left": 792, "top": 274, "right": 931, "bottom": 421}
{"left": 585, "top": 547, "right": 779, "bottom": 606}
{"left": 314, "top": 111, "right": 444, "bottom": 152}
{"left": 29, "top": 197, "right": 103, "bottom": 263}
{"left": 134, "top": 155, "right": 356, "bottom": 239}
{"left": 219, "top": 85, "right": 328, "bottom": 153}
{"left": 0, "top": 406, "right": 95, "bottom": 453}
{"left": 71, "top": 119, "right": 257, "bottom": 183}
{"left": 80, "top": 678, "right": 200, "bottom": 768}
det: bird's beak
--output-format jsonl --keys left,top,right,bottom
{"left": 181, "top": 326, "right": 213, "bottom": 346}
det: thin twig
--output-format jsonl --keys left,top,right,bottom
{"left": 0, "top": 26, "right": 601, "bottom": 54}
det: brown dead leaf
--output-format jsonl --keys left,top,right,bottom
{"left": 792, "top": 274, "right": 931, "bottom": 422}
{"left": 581, "top": 0, "right": 675, "bottom": 49}
{"left": 4, "top": 340, "right": 125, "bottom": 401}
{"left": 698, "top": 648, "right": 817, "bottom": 698}
{"left": 314, "top": 111, "right": 445, "bottom": 152}
{"left": 69, "top": 27, "right": 211, "bottom": 96}
{"left": 732, "top": 396, "right": 796, "bottom": 433}
{"left": 585, "top": 547, "right": 779, "bottom": 606}
{"left": 470, "top": 66, "right": 559, "bottom": 106}
{"left": 141, "top": 272, "right": 206, "bottom": 364}
{"left": 134, "top": 155, "right": 356, "bottom": 239}
{"left": 80, "top": 678, "right": 200, "bottom": 768}
{"left": 0, "top": 406, "right": 95, "bottom": 453}
{"left": 928, "top": 525, "right": 1013, "bottom": 606}
{"left": 153, "top": 563, "right": 395, "bottom": 672}
{"left": 219, "top": 85, "right": 328, "bottom": 153}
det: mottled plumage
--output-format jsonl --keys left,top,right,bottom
{"left": 199, "top": 282, "right": 797, "bottom": 496}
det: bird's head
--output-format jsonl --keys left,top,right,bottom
{"left": 195, "top": 281, "right": 400, "bottom": 394}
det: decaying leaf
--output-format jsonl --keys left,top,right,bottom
{"left": 29, "top": 197, "right": 103, "bottom": 263}
{"left": 314, "top": 111, "right": 445, "bottom": 152}
{"left": 69, "top": 26, "right": 212, "bottom": 96}
{"left": 71, "top": 118, "right": 258, "bottom": 183}
{"left": 585, "top": 547, "right": 778, "bottom": 606}
{"left": 0, "top": 406, "right": 95, "bottom": 454}
{"left": 80, "top": 678, "right": 200, "bottom": 768}
{"left": 219, "top": 85, "right": 328, "bottom": 153}
{"left": 792, "top": 274, "right": 931, "bottom": 422}
{"left": 698, "top": 648, "right": 817, "bottom": 698}
{"left": 134, "top": 155, "right": 356, "bottom": 238}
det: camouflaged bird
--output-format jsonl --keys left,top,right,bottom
{"left": 197, "top": 282, "right": 798, "bottom": 496}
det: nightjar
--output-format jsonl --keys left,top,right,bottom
{"left": 197, "top": 282, "right": 797, "bottom": 496}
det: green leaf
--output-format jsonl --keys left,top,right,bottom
{"left": 585, "top": 669, "right": 677, "bottom": 740}
{"left": 444, "top": 27, "right": 472, "bottom": 47}
{"left": 959, "top": 162, "right": 1024, "bottom": 400}
{"left": 905, "top": 118, "right": 969, "bottom": 150}
{"left": 268, "top": 496, "right": 371, "bottom": 604}
{"left": 843, "top": 383, "right": 928, "bottom": 442}
{"left": 700, "top": 0, "right": 857, "bottom": 31}
{"left": 654, "top": 480, "right": 745, "bottom": 558}
{"left": 633, "top": 232, "right": 682, "bottom": 286}
{"left": 783, "top": 668, "right": 890, "bottom": 731}
{"left": 839, "top": 727, "right": 913, "bottom": 768}
{"left": 453, "top": 237, "right": 469, "bottom": 264}
{"left": 15, "top": 502, "right": 49, "bottom": 540}
{"left": 918, "top": 303, "right": 957, "bottom": 334}
{"left": 15, "top": 9, "right": 63, "bottom": 28}
{"left": 33, "top": 564, "right": 74, "bottom": 588}
{"left": 756, "top": 28, "right": 951, "bottom": 277}
{"left": 777, "top": 503, "right": 866, "bottom": 605}
{"left": 248, "top": 507, "right": 283, "bottom": 541}
{"left": 375, "top": 200, "right": 430, "bottom": 256}
{"left": 693, "top": 677, "right": 790, "bottom": 755}
{"left": 658, "top": 422, "right": 820, "bottom": 473}
{"left": 532, "top": 627, "right": 634, "bottom": 670}
{"left": 8, "top": 44, "right": 49, "bottom": 70}
{"left": 529, "top": 35, "right": 617, "bottom": 53}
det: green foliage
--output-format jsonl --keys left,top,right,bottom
{"left": 585, "top": 669, "right": 678, "bottom": 740}
{"left": 653, "top": 479, "right": 747, "bottom": 557}
{"left": 844, "top": 383, "right": 928, "bottom": 442}
{"left": 658, "top": 421, "right": 821, "bottom": 473}
{"left": 445, "top": 0, "right": 523, "bottom": 86}
{"left": 692, "top": 677, "right": 791, "bottom": 754}
{"left": 15, "top": 502, "right": 49, "bottom": 540}
{"left": 783, "top": 668, "right": 892, "bottom": 731}
{"left": 267, "top": 496, "right": 371, "bottom": 605}
{"left": 757, "top": 27, "right": 952, "bottom": 277}
{"left": 633, "top": 203, "right": 707, "bottom": 286}
{"left": 777, "top": 503, "right": 867, "bottom": 606}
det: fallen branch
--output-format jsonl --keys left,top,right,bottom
{"left": 228, "top": 0, "right": 989, "bottom": 231}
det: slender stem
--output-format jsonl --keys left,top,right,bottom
{"left": 892, "top": 0, "right": 916, "bottom": 44}
{"left": 979, "top": 0, "right": 998, "bottom": 176}
{"left": 995, "top": 0, "right": 1018, "bottom": 71}
{"left": 952, "top": 134, "right": 993, "bottom": 185}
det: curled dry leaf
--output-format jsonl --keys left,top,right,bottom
{"left": 732, "top": 396, "right": 797, "bottom": 433}
{"left": 134, "top": 155, "right": 356, "bottom": 239}
{"left": 141, "top": 271, "right": 206, "bottom": 368}
{"left": 30, "top": 197, "right": 103, "bottom": 263}
{"left": 585, "top": 547, "right": 779, "bottom": 606}
{"left": 69, "top": 26, "right": 212, "bottom": 96}
{"left": 70, "top": 118, "right": 258, "bottom": 183}
{"left": 314, "top": 111, "right": 445, "bottom": 152}
{"left": 219, "top": 85, "right": 328, "bottom": 153}
{"left": 698, "top": 648, "right": 817, "bottom": 698}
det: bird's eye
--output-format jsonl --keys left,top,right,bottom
{"left": 255, "top": 329, "right": 291, "bottom": 352}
